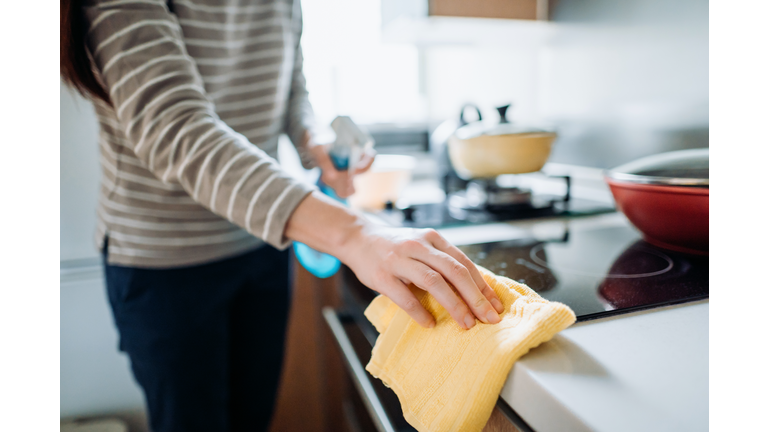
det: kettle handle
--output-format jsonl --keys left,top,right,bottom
{"left": 458, "top": 103, "right": 483, "bottom": 126}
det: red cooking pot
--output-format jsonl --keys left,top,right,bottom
{"left": 605, "top": 149, "right": 709, "bottom": 255}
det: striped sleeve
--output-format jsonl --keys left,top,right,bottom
{"left": 283, "top": 0, "right": 316, "bottom": 170}
{"left": 284, "top": 45, "right": 317, "bottom": 170}
{"left": 84, "top": 0, "right": 315, "bottom": 249}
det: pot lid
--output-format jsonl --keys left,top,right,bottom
{"left": 454, "top": 122, "right": 553, "bottom": 140}
{"left": 453, "top": 103, "right": 555, "bottom": 140}
{"left": 606, "top": 148, "right": 709, "bottom": 187}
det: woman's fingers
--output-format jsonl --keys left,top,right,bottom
{"left": 312, "top": 145, "right": 364, "bottom": 198}
{"left": 405, "top": 240, "right": 501, "bottom": 325}
{"left": 322, "top": 170, "right": 354, "bottom": 198}
{"left": 424, "top": 230, "right": 505, "bottom": 314}
{"left": 397, "top": 259, "right": 479, "bottom": 330}
{"left": 379, "top": 276, "right": 436, "bottom": 328}
{"left": 353, "top": 150, "right": 376, "bottom": 175}
{"left": 311, "top": 144, "right": 335, "bottom": 172}
{"left": 311, "top": 144, "right": 375, "bottom": 199}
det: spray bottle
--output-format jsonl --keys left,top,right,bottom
{"left": 293, "top": 116, "right": 374, "bottom": 278}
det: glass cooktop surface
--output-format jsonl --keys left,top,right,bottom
{"left": 455, "top": 219, "right": 709, "bottom": 321}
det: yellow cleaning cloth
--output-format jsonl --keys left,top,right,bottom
{"left": 364, "top": 266, "right": 576, "bottom": 432}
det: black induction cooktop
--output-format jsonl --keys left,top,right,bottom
{"left": 342, "top": 217, "right": 708, "bottom": 335}
{"left": 455, "top": 222, "right": 709, "bottom": 322}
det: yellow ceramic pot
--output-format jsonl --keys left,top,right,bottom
{"left": 447, "top": 122, "right": 557, "bottom": 179}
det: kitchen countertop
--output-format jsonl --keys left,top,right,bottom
{"left": 432, "top": 214, "right": 708, "bottom": 432}
{"left": 369, "top": 163, "right": 708, "bottom": 431}
{"left": 500, "top": 301, "right": 708, "bottom": 432}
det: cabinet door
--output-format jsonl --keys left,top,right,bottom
{"left": 429, "top": 0, "right": 550, "bottom": 21}
{"left": 482, "top": 405, "right": 523, "bottom": 432}
{"left": 269, "top": 258, "right": 348, "bottom": 432}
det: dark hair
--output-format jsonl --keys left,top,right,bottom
{"left": 60, "top": 0, "right": 110, "bottom": 103}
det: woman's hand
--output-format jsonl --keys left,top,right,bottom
{"left": 309, "top": 142, "right": 375, "bottom": 199}
{"left": 337, "top": 224, "right": 504, "bottom": 330}
{"left": 286, "top": 191, "right": 503, "bottom": 330}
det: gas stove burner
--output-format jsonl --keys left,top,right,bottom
{"left": 447, "top": 179, "right": 538, "bottom": 211}
{"left": 464, "top": 180, "right": 533, "bottom": 208}
{"left": 445, "top": 175, "right": 573, "bottom": 215}
{"left": 373, "top": 173, "right": 617, "bottom": 229}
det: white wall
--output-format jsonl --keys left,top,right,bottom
{"left": 424, "top": 45, "right": 541, "bottom": 124}
{"left": 60, "top": 85, "right": 145, "bottom": 417}
{"left": 60, "top": 83, "right": 101, "bottom": 262}
{"left": 536, "top": 0, "right": 708, "bottom": 167}
{"left": 301, "top": 0, "right": 425, "bottom": 125}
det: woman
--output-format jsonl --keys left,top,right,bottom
{"left": 60, "top": 0, "right": 503, "bottom": 430}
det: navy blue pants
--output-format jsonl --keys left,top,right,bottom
{"left": 103, "top": 243, "right": 291, "bottom": 432}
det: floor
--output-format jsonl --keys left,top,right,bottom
{"left": 61, "top": 410, "right": 149, "bottom": 432}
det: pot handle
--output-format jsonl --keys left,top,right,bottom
{"left": 458, "top": 103, "right": 483, "bottom": 126}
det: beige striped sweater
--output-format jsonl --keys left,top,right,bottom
{"left": 83, "top": 0, "right": 318, "bottom": 268}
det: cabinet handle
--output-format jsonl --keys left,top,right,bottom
{"left": 322, "top": 307, "right": 396, "bottom": 432}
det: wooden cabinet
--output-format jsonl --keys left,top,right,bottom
{"left": 429, "top": 0, "right": 552, "bottom": 21}
{"left": 381, "top": 1, "right": 556, "bottom": 48}
{"left": 483, "top": 406, "right": 524, "bottom": 432}
{"left": 269, "top": 257, "right": 349, "bottom": 432}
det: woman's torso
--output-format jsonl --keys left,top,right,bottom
{"left": 94, "top": 0, "right": 302, "bottom": 268}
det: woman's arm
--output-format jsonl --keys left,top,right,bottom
{"left": 85, "top": 0, "right": 312, "bottom": 249}
{"left": 286, "top": 192, "right": 503, "bottom": 329}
